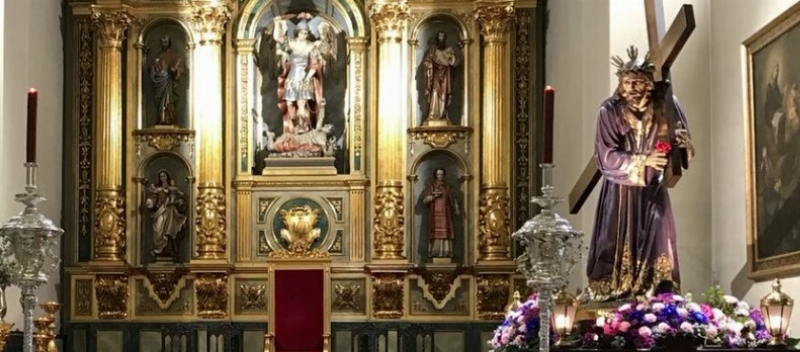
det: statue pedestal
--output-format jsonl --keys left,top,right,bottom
{"left": 431, "top": 257, "right": 452, "bottom": 264}
{"left": 262, "top": 157, "right": 337, "bottom": 176}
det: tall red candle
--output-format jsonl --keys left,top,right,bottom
{"left": 543, "top": 86, "right": 555, "bottom": 164}
{"left": 27, "top": 88, "right": 38, "bottom": 164}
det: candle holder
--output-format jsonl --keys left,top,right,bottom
{"left": 40, "top": 302, "right": 60, "bottom": 352}
{"left": 0, "top": 163, "right": 64, "bottom": 352}
{"left": 33, "top": 317, "right": 53, "bottom": 352}
{"left": 512, "top": 163, "right": 583, "bottom": 352}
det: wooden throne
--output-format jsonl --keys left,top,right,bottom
{"left": 264, "top": 255, "right": 332, "bottom": 352}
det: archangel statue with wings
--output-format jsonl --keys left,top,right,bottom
{"left": 254, "top": 12, "right": 345, "bottom": 158}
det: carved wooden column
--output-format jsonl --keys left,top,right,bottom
{"left": 475, "top": 2, "right": 515, "bottom": 261}
{"left": 369, "top": 2, "right": 410, "bottom": 260}
{"left": 191, "top": 4, "right": 230, "bottom": 261}
{"left": 91, "top": 6, "right": 131, "bottom": 263}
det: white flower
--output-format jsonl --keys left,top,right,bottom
{"left": 726, "top": 322, "right": 744, "bottom": 335}
{"left": 744, "top": 320, "right": 756, "bottom": 330}
{"left": 653, "top": 322, "right": 671, "bottom": 334}
{"left": 638, "top": 326, "right": 653, "bottom": 338}
{"left": 687, "top": 302, "right": 701, "bottom": 313}
{"left": 673, "top": 295, "right": 685, "bottom": 302}
{"left": 737, "top": 301, "right": 751, "bottom": 311}
{"left": 723, "top": 295, "right": 739, "bottom": 305}
{"left": 619, "top": 303, "right": 632, "bottom": 312}
{"left": 644, "top": 313, "right": 657, "bottom": 323}
{"left": 712, "top": 308, "right": 726, "bottom": 321}
{"left": 652, "top": 302, "right": 665, "bottom": 312}
{"left": 680, "top": 322, "right": 694, "bottom": 333}
{"left": 677, "top": 308, "right": 689, "bottom": 317}
{"left": 706, "top": 325, "right": 718, "bottom": 337}
{"left": 735, "top": 308, "right": 751, "bottom": 317}
{"left": 596, "top": 316, "right": 606, "bottom": 328}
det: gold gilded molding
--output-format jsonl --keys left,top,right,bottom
{"left": 237, "top": 190, "right": 252, "bottom": 262}
{"left": 144, "top": 270, "right": 188, "bottom": 310}
{"left": 333, "top": 284, "right": 361, "bottom": 311}
{"left": 349, "top": 187, "right": 366, "bottom": 261}
{"left": 373, "top": 182, "right": 405, "bottom": 260}
{"left": 408, "top": 126, "right": 471, "bottom": 149}
{"left": 372, "top": 273, "right": 404, "bottom": 319}
{"left": 235, "top": 39, "right": 253, "bottom": 173}
{"left": 349, "top": 37, "right": 369, "bottom": 171}
{"left": 477, "top": 274, "right": 510, "bottom": 320}
{"left": 479, "top": 187, "right": 511, "bottom": 260}
{"left": 268, "top": 248, "right": 331, "bottom": 259}
{"left": 95, "top": 274, "right": 129, "bottom": 320}
{"left": 78, "top": 18, "right": 94, "bottom": 240}
{"left": 191, "top": 4, "right": 230, "bottom": 46}
{"left": 196, "top": 273, "right": 229, "bottom": 318}
{"left": 196, "top": 185, "right": 227, "bottom": 260}
{"left": 90, "top": 6, "right": 131, "bottom": 48}
{"left": 94, "top": 189, "right": 126, "bottom": 262}
{"left": 474, "top": 3, "right": 516, "bottom": 43}
{"left": 368, "top": 2, "right": 411, "bottom": 43}
{"left": 133, "top": 128, "right": 195, "bottom": 152}
{"left": 239, "top": 284, "right": 267, "bottom": 311}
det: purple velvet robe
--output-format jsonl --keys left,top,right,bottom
{"left": 585, "top": 94, "right": 689, "bottom": 301}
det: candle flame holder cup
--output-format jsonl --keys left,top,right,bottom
{"left": 512, "top": 163, "right": 584, "bottom": 352}
{"left": 0, "top": 163, "right": 64, "bottom": 352}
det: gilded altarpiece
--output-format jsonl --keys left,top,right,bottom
{"left": 59, "top": 0, "right": 546, "bottom": 351}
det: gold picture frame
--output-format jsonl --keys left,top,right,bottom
{"left": 744, "top": 1, "right": 800, "bottom": 279}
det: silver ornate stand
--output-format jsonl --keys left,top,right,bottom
{"left": 512, "top": 163, "right": 583, "bottom": 352}
{"left": 0, "top": 163, "right": 63, "bottom": 352}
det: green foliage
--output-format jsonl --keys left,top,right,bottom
{"left": 701, "top": 284, "right": 735, "bottom": 316}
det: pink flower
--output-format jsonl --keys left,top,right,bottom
{"left": 677, "top": 307, "right": 689, "bottom": 317}
{"left": 706, "top": 325, "right": 718, "bottom": 337}
{"left": 644, "top": 313, "right": 657, "bottom": 323}
{"left": 604, "top": 324, "right": 616, "bottom": 335}
{"left": 619, "top": 321, "right": 631, "bottom": 333}
{"left": 652, "top": 302, "right": 665, "bottom": 312}
{"left": 611, "top": 317, "right": 621, "bottom": 329}
{"left": 636, "top": 303, "right": 647, "bottom": 311}
{"left": 680, "top": 322, "right": 694, "bottom": 333}
{"left": 638, "top": 326, "right": 652, "bottom": 338}
{"left": 513, "top": 335, "right": 524, "bottom": 345}
{"left": 687, "top": 302, "right": 701, "bottom": 313}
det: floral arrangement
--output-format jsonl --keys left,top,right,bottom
{"left": 583, "top": 285, "right": 783, "bottom": 349}
{"left": 488, "top": 293, "right": 542, "bottom": 352}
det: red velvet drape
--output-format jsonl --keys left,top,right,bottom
{"left": 274, "top": 269, "right": 325, "bottom": 352}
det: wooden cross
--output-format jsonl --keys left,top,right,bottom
{"left": 567, "top": 0, "right": 695, "bottom": 214}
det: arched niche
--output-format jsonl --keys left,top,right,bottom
{"left": 410, "top": 149, "right": 470, "bottom": 266}
{"left": 138, "top": 152, "right": 194, "bottom": 265}
{"left": 411, "top": 14, "right": 467, "bottom": 127}
{"left": 139, "top": 19, "right": 192, "bottom": 129}
{"left": 237, "top": 0, "right": 367, "bottom": 175}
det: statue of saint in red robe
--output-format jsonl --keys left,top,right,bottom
{"left": 422, "top": 168, "right": 460, "bottom": 258}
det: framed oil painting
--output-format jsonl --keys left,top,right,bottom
{"left": 744, "top": 2, "right": 800, "bottom": 279}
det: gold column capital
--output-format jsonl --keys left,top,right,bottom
{"left": 191, "top": 4, "right": 230, "bottom": 45}
{"left": 90, "top": 6, "right": 131, "bottom": 48}
{"left": 473, "top": 2, "right": 516, "bottom": 43}
{"left": 368, "top": 2, "right": 411, "bottom": 43}
{"left": 234, "top": 39, "right": 256, "bottom": 53}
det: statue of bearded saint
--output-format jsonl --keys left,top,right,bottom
{"left": 150, "top": 35, "right": 185, "bottom": 126}
{"left": 583, "top": 46, "right": 695, "bottom": 302}
{"left": 422, "top": 31, "right": 460, "bottom": 125}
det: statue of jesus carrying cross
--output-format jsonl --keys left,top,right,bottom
{"left": 576, "top": 1, "right": 696, "bottom": 302}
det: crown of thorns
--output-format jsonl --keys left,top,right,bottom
{"left": 611, "top": 45, "right": 655, "bottom": 77}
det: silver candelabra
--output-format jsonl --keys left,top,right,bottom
{"left": 0, "top": 163, "right": 63, "bottom": 352}
{"left": 512, "top": 163, "right": 583, "bottom": 352}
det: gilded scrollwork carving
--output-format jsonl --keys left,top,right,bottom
{"left": 479, "top": 187, "right": 511, "bottom": 261}
{"left": 94, "top": 189, "right": 126, "bottom": 262}
{"left": 372, "top": 273, "right": 404, "bottom": 319}
{"left": 75, "top": 279, "right": 93, "bottom": 317}
{"left": 417, "top": 272, "right": 462, "bottom": 309}
{"left": 372, "top": 183, "right": 405, "bottom": 260}
{"left": 269, "top": 248, "right": 330, "bottom": 259}
{"left": 90, "top": 7, "right": 131, "bottom": 48}
{"left": 477, "top": 274, "right": 510, "bottom": 320}
{"left": 95, "top": 274, "right": 129, "bottom": 320}
{"left": 191, "top": 4, "right": 230, "bottom": 46}
{"left": 196, "top": 185, "right": 227, "bottom": 260}
{"left": 368, "top": 2, "right": 411, "bottom": 43}
{"left": 196, "top": 273, "right": 229, "bottom": 318}
{"left": 408, "top": 127, "right": 470, "bottom": 149}
{"left": 473, "top": 3, "right": 516, "bottom": 43}
{"left": 133, "top": 129, "right": 195, "bottom": 152}
{"left": 78, "top": 18, "right": 94, "bottom": 241}
{"left": 144, "top": 269, "right": 188, "bottom": 309}
{"left": 239, "top": 284, "right": 267, "bottom": 311}
{"left": 514, "top": 10, "right": 532, "bottom": 230}
{"left": 333, "top": 284, "right": 361, "bottom": 311}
